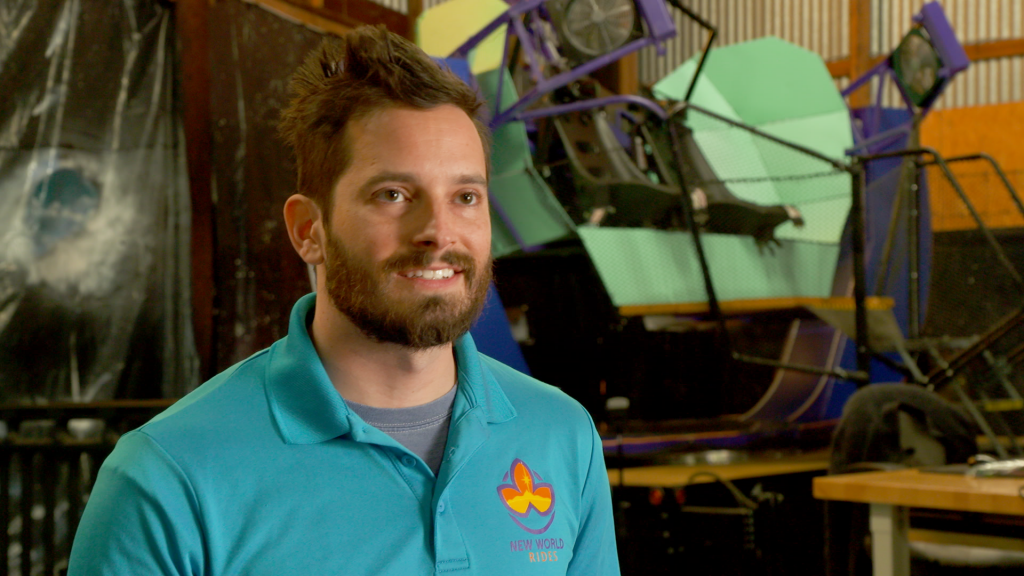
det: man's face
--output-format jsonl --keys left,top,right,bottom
{"left": 322, "top": 105, "right": 492, "bottom": 348}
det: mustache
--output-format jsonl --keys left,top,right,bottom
{"left": 381, "top": 250, "right": 479, "bottom": 275}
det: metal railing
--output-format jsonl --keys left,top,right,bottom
{"left": 0, "top": 400, "right": 174, "bottom": 576}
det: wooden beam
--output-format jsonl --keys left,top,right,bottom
{"left": 826, "top": 38, "right": 1024, "bottom": 81}
{"left": 616, "top": 53, "right": 639, "bottom": 95}
{"left": 177, "top": 0, "right": 215, "bottom": 381}
{"left": 406, "top": 0, "right": 422, "bottom": 42}
{"left": 965, "top": 38, "right": 1024, "bottom": 62}
{"left": 826, "top": 58, "right": 850, "bottom": 78}
{"left": 323, "top": 0, "right": 409, "bottom": 36}
{"left": 618, "top": 296, "right": 895, "bottom": 318}
{"left": 847, "top": 0, "right": 872, "bottom": 107}
{"left": 246, "top": 0, "right": 412, "bottom": 37}
{"left": 593, "top": 52, "right": 639, "bottom": 95}
{"left": 245, "top": 0, "right": 352, "bottom": 37}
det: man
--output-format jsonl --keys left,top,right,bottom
{"left": 68, "top": 25, "right": 619, "bottom": 575}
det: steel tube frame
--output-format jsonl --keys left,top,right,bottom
{"left": 857, "top": 148, "right": 1024, "bottom": 289}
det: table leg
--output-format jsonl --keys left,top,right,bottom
{"left": 869, "top": 503, "right": 910, "bottom": 576}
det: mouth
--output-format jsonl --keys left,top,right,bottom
{"left": 398, "top": 267, "right": 459, "bottom": 280}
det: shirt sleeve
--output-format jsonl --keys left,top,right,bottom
{"left": 67, "top": 431, "right": 205, "bottom": 576}
{"left": 566, "top": 408, "right": 621, "bottom": 576}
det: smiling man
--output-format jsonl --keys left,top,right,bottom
{"left": 68, "top": 26, "right": 618, "bottom": 575}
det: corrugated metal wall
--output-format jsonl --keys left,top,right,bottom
{"left": 638, "top": 0, "right": 850, "bottom": 84}
{"left": 402, "top": 0, "right": 1024, "bottom": 109}
{"left": 637, "top": 0, "right": 1024, "bottom": 110}
{"left": 876, "top": 0, "right": 1024, "bottom": 108}
{"left": 364, "top": 0, "right": 446, "bottom": 12}
{"left": 366, "top": 0, "right": 408, "bottom": 12}
{"left": 639, "top": 0, "right": 849, "bottom": 90}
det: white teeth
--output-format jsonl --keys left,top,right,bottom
{"left": 403, "top": 268, "right": 455, "bottom": 280}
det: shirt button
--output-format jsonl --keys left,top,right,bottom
{"left": 401, "top": 455, "right": 416, "bottom": 467}
{"left": 437, "top": 502, "right": 446, "bottom": 513}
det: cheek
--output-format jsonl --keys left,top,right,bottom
{"left": 465, "top": 213, "right": 492, "bottom": 252}
{"left": 338, "top": 212, "right": 399, "bottom": 247}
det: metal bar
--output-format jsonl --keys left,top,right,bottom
{"left": 665, "top": 113, "right": 736, "bottom": 388}
{"left": 20, "top": 452, "right": 32, "bottom": 576}
{"left": 871, "top": 163, "right": 908, "bottom": 297}
{"left": 1004, "top": 340, "right": 1024, "bottom": 366}
{"left": 667, "top": 117, "right": 723, "bottom": 323}
{"left": 982, "top": 350, "right": 1024, "bottom": 401}
{"left": 846, "top": 125, "right": 913, "bottom": 156}
{"left": 852, "top": 160, "right": 871, "bottom": 380}
{"left": 952, "top": 380, "right": 1009, "bottom": 460}
{"left": 980, "top": 350, "right": 1024, "bottom": 457}
{"left": 869, "top": 503, "right": 910, "bottom": 576}
{"left": 842, "top": 57, "right": 890, "bottom": 98}
{"left": 514, "top": 94, "right": 668, "bottom": 123}
{"left": 41, "top": 448, "right": 55, "bottom": 576}
{"left": 671, "top": 101, "right": 850, "bottom": 169}
{"left": 683, "top": 28, "right": 716, "bottom": 103}
{"left": 976, "top": 388, "right": 1024, "bottom": 457}
{"left": 493, "top": 36, "right": 658, "bottom": 127}
{"left": 66, "top": 450, "right": 82, "bottom": 563}
{"left": 447, "top": 8, "right": 516, "bottom": 59}
{"left": 732, "top": 352, "right": 870, "bottom": 383}
{"left": 661, "top": 0, "right": 716, "bottom": 104}
{"left": 0, "top": 448, "right": 9, "bottom": 576}
{"left": 869, "top": 349, "right": 927, "bottom": 385}
{"left": 927, "top": 152, "right": 1024, "bottom": 288}
{"left": 929, "top": 153, "right": 1024, "bottom": 221}
{"left": 859, "top": 148, "right": 1024, "bottom": 288}
{"left": 928, "top": 311, "right": 1024, "bottom": 386}
{"left": 494, "top": 18, "right": 517, "bottom": 117}
{"left": 907, "top": 120, "right": 923, "bottom": 339}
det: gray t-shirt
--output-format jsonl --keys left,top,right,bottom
{"left": 346, "top": 385, "right": 457, "bottom": 475}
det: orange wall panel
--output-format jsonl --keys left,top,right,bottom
{"left": 921, "top": 102, "right": 1024, "bottom": 231}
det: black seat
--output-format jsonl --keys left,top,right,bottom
{"left": 552, "top": 108, "right": 682, "bottom": 229}
{"left": 825, "top": 383, "right": 1024, "bottom": 576}
{"left": 550, "top": 106, "right": 804, "bottom": 248}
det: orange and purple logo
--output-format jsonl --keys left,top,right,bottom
{"left": 497, "top": 458, "right": 555, "bottom": 534}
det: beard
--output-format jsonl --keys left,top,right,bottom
{"left": 323, "top": 232, "right": 493, "bottom": 349}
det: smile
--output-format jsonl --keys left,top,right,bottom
{"left": 399, "top": 268, "right": 456, "bottom": 280}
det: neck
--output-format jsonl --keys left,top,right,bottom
{"left": 308, "top": 291, "right": 458, "bottom": 408}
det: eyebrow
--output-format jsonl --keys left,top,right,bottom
{"left": 358, "top": 171, "right": 488, "bottom": 193}
{"left": 454, "top": 174, "right": 488, "bottom": 187}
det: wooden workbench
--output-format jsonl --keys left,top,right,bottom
{"left": 607, "top": 449, "right": 830, "bottom": 487}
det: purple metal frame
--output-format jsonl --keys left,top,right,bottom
{"left": 843, "top": 1, "right": 968, "bottom": 155}
{"left": 448, "top": 0, "right": 676, "bottom": 129}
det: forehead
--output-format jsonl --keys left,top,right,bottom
{"left": 343, "top": 105, "right": 487, "bottom": 175}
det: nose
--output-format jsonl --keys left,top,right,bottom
{"left": 409, "top": 195, "right": 456, "bottom": 250}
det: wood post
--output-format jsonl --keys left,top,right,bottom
{"left": 176, "top": 0, "right": 214, "bottom": 380}
{"left": 848, "top": 0, "right": 872, "bottom": 108}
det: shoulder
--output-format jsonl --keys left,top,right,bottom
{"left": 479, "top": 354, "right": 596, "bottom": 431}
{"left": 133, "top": 347, "right": 276, "bottom": 455}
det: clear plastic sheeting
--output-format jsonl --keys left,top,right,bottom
{"left": 0, "top": 0, "right": 197, "bottom": 402}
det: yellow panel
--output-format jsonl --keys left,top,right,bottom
{"left": 415, "top": 0, "right": 508, "bottom": 74}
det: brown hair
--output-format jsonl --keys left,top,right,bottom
{"left": 278, "top": 25, "right": 491, "bottom": 214}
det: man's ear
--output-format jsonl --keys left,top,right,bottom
{"left": 283, "top": 194, "right": 326, "bottom": 265}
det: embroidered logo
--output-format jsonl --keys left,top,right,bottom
{"left": 497, "top": 458, "right": 555, "bottom": 534}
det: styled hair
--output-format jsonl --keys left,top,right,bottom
{"left": 278, "top": 25, "right": 491, "bottom": 214}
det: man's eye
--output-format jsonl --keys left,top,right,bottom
{"left": 377, "top": 189, "right": 406, "bottom": 203}
{"left": 457, "top": 192, "right": 480, "bottom": 205}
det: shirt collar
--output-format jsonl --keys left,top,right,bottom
{"left": 265, "top": 293, "right": 515, "bottom": 445}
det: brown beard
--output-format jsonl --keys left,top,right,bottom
{"left": 323, "top": 232, "right": 493, "bottom": 348}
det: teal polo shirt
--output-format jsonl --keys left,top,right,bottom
{"left": 68, "top": 294, "right": 619, "bottom": 575}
